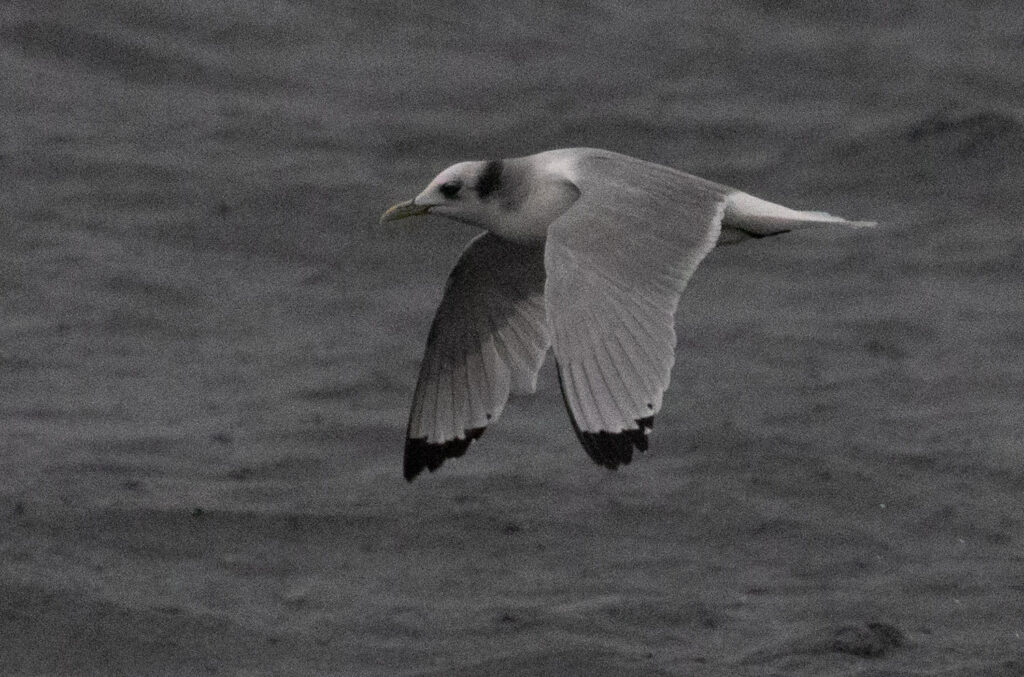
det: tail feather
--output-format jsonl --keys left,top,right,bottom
{"left": 719, "top": 191, "right": 876, "bottom": 245}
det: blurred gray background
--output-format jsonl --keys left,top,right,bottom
{"left": 2, "top": 1, "right": 1022, "bottom": 675}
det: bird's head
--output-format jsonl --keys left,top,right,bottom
{"left": 380, "top": 159, "right": 508, "bottom": 229}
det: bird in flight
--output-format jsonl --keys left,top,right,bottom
{"left": 381, "top": 148, "right": 874, "bottom": 481}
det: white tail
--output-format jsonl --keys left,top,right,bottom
{"left": 719, "top": 191, "right": 876, "bottom": 245}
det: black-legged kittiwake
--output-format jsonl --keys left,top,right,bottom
{"left": 381, "top": 147, "right": 874, "bottom": 481}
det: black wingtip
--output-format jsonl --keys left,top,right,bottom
{"left": 403, "top": 427, "right": 486, "bottom": 481}
{"left": 556, "top": 364, "right": 655, "bottom": 470}
{"left": 575, "top": 416, "right": 654, "bottom": 469}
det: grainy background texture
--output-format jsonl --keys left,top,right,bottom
{"left": 2, "top": 1, "right": 1023, "bottom": 675}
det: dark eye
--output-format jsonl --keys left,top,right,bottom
{"left": 439, "top": 181, "right": 461, "bottom": 199}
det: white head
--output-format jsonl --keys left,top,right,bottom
{"left": 381, "top": 154, "right": 580, "bottom": 242}
{"left": 380, "top": 159, "right": 511, "bottom": 229}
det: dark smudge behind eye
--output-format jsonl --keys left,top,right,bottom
{"left": 476, "top": 160, "right": 502, "bottom": 199}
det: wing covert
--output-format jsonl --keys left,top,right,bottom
{"left": 543, "top": 150, "right": 728, "bottom": 468}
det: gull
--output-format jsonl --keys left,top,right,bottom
{"left": 381, "top": 148, "right": 874, "bottom": 481}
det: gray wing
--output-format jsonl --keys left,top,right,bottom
{"left": 405, "top": 233, "right": 549, "bottom": 480}
{"left": 544, "top": 151, "right": 729, "bottom": 469}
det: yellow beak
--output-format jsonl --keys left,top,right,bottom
{"left": 379, "top": 199, "right": 431, "bottom": 223}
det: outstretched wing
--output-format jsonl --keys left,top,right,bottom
{"left": 405, "top": 233, "right": 549, "bottom": 480}
{"left": 543, "top": 150, "right": 729, "bottom": 468}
